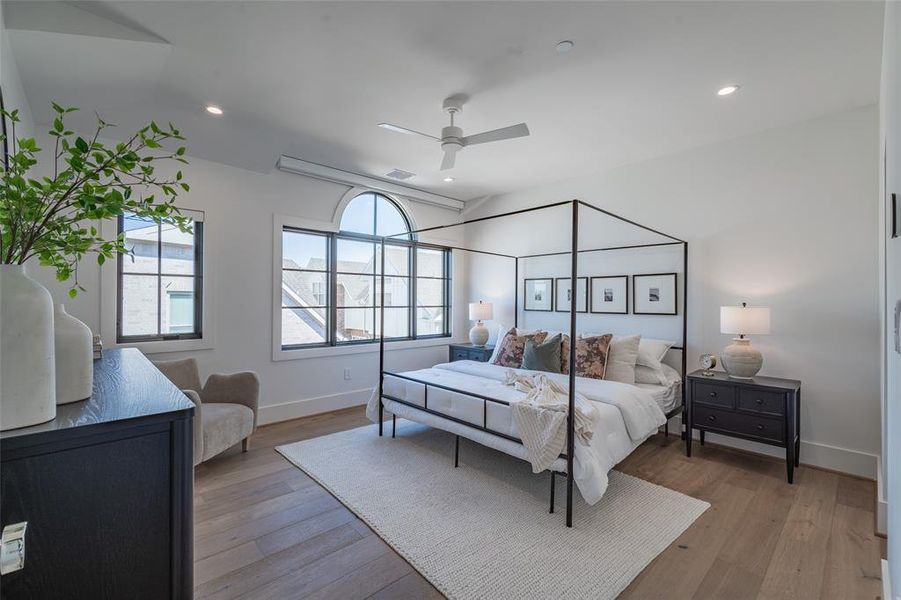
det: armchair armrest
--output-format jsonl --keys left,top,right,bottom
{"left": 201, "top": 372, "right": 260, "bottom": 428}
{"left": 182, "top": 389, "right": 203, "bottom": 467}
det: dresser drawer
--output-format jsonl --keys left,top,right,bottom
{"left": 693, "top": 381, "right": 735, "bottom": 409}
{"left": 693, "top": 405, "right": 784, "bottom": 443}
{"left": 738, "top": 388, "right": 785, "bottom": 416}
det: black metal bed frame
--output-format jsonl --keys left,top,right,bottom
{"left": 376, "top": 199, "right": 688, "bottom": 528}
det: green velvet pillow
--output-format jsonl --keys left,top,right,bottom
{"left": 521, "top": 333, "right": 562, "bottom": 373}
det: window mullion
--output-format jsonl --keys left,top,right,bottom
{"left": 329, "top": 233, "right": 338, "bottom": 346}
{"left": 411, "top": 244, "right": 418, "bottom": 339}
{"left": 156, "top": 221, "right": 162, "bottom": 336}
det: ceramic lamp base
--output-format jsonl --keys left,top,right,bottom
{"left": 722, "top": 338, "right": 763, "bottom": 379}
{"left": 469, "top": 322, "right": 489, "bottom": 347}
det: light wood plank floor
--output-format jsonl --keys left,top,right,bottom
{"left": 194, "top": 406, "right": 885, "bottom": 599}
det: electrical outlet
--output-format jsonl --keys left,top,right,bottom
{"left": 343, "top": 368, "right": 351, "bottom": 380}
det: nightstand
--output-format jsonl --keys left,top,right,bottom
{"left": 685, "top": 370, "right": 801, "bottom": 483}
{"left": 448, "top": 343, "right": 494, "bottom": 363}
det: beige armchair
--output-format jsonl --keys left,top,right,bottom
{"left": 153, "top": 358, "right": 259, "bottom": 466}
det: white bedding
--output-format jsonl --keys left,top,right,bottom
{"left": 637, "top": 365, "right": 683, "bottom": 413}
{"left": 366, "top": 360, "right": 669, "bottom": 505}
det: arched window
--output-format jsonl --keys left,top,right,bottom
{"left": 279, "top": 192, "right": 450, "bottom": 349}
{"left": 339, "top": 192, "right": 412, "bottom": 240}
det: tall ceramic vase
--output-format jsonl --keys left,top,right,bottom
{"left": 54, "top": 304, "right": 93, "bottom": 404}
{"left": 0, "top": 264, "right": 56, "bottom": 430}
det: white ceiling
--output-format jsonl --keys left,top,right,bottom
{"left": 3, "top": 1, "right": 885, "bottom": 202}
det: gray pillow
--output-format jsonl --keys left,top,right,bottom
{"left": 521, "top": 334, "right": 562, "bottom": 373}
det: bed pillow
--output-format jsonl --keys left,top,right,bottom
{"left": 636, "top": 338, "right": 675, "bottom": 369}
{"left": 574, "top": 334, "right": 613, "bottom": 380}
{"left": 521, "top": 334, "right": 562, "bottom": 373}
{"left": 560, "top": 334, "right": 571, "bottom": 374}
{"left": 492, "top": 328, "right": 548, "bottom": 369}
{"left": 604, "top": 334, "right": 641, "bottom": 384}
{"left": 634, "top": 363, "right": 667, "bottom": 385}
{"left": 487, "top": 323, "right": 508, "bottom": 364}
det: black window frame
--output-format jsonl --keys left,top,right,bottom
{"left": 280, "top": 194, "right": 452, "bottom": 350}
{"left": 116, "top": 212, "right": 204, "bottom": 343}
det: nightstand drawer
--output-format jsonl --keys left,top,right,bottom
{"left": 738, "top": 389, "right": 785, "bottom": 416}
{"left": 693, "top": 381, "right": 735, "bottom": 409}
{"left": 693, "top": 405, "right": 784, "bottom": 443}
{"left": 452, "top": 349, "right": 471, "bottom": 361}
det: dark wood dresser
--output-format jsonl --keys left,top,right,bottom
{"left": 0, "top": 348, "right": 194, "bottom": 599}
{"left": 685, "top": 370, "right": 801, "bottom": 483}
{"left": 448, "top": 343, "right": 494, "bottom": 363}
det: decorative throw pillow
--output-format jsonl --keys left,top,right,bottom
{"left": 574, "top": 334, "right": 613, "bottom": 380}
{"left": 492, "top": 328, "right": 548, "bottom": 369}
{"left": 636, "top": 338, "right": 675, "bottom": 369}
{"left": 604, "top": 334, "right": 641, "bottom": 384}
{"left": 560, "top": 334, "right": 571, "bottom": 374}
{"left": 521, "top": 334, "right": 562, "bottom": 373}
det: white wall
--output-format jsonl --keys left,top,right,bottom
{"left": 879, "top": 0, "right": 901, "bottom": 595}
{"left": 19, "top": 128, "right": 465, "bottom": 423}
{"left": 1, "top": 13, "right": 34, "bottom": 145}
{"left": 467, "top": 105, "right": 880, "bottom": 478}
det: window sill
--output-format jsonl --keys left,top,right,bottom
{"left": 112, "top": 337, "right": 215, "bottom": 355}
{"left": 272, "top": 336, "right": 462, "bottom": 362}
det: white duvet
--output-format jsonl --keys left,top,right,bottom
{"left": 366, "top": 361, "right": 667, "bottom": 504}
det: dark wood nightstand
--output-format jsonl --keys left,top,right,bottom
{"left": 686, "top": 370, "right": 801, "bottom": 483}
{"left": 448, "top": 343, "right": 494, "bottom": 363}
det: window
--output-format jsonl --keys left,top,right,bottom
{"left": 280, "top": 193, "right": 451, "bottom": 349}
{"left": 118, "top": 210, "right": 204, "bottom": 342}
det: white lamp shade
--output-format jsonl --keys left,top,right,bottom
{"left": 469, "top": 301, "right": 493, "bottom": 321}
{"left": 720, "top": 305, "right": 770, "bottom": 335}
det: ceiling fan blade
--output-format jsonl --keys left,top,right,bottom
{"left": 461, "top": 123, "right": 530, "bottom": 146}
{"left": 440, "top": 147, "right": 457, "bottom": 171}
{"left": 377, "top": 123, "right": 439, "bottom": 141}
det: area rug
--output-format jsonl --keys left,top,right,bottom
{"left": 276, "top": 420, "right": 708, "bottom": 600}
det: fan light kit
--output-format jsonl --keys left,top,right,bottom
{"left": 378, "top": 96, "right": 530, "bottom": 171}
{"left": 555, "top": 40, "right": 575, "bottom": 53}
{"left": 717, "top": 85, "right": 740, "bottom": 96}
{"left": 205, "top": 105, "right": 224, "bottom": 115}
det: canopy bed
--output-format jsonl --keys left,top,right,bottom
{"left": 369, "top": 200, "right": 688, "bottom": 528}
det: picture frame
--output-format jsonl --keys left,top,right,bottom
{"left": 590, "top": 275, "right": 629, "bottom": 314}
{"left": 633, "top": 273, "right": 677, "bottom": 315}
{"left": 523, "top": 278, "right": 554, "bottom": 311}
{"left": 555, "top": 277, "right": 588, "bottom": 313}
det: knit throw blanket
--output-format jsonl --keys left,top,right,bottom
{"left": 505, "top": 371, "right": 598, "bottom": 473}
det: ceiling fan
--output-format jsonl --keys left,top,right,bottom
{"left": 378, "top": 96, "right": 530, "bottom": 171}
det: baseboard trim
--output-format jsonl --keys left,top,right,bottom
{"left": 668, "top": 416, "right": 878, "bottom": 480}
{"left": 883, "top": 560, "right": 893, "bottom": 600}
{"left": 877, "top": 455, "right": 888, "bottom": 536}
{"left": 259, "top": 388, "right": 371, "bottom": 425}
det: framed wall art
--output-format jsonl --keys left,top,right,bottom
{"left": 523, "top": 278, "right": 554, "bottom": 311}
{"left": 633, "top": 273, "right": 677, "bottom": 315}
{"left": 590, "top": 275, "right": 628, "bottom": 314}
{"left": 555, "top": 277, "right": 588, "bottom": 313}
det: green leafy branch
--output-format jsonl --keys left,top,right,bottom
{"left": 0, "top": 102, "right": 191, "bottom": 296}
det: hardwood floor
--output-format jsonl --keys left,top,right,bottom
{"left": 194, "top": 407, "right": 885, "bottom": 599}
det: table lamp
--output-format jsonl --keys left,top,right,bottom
{"left": 468, "top": 301, "right": 493, "bottom": 347}
{"left": 720, "top": 302, "right": 770, "bottom": 379}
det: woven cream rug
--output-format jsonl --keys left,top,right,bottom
{"left": 276, "top": 420, "right": 708, "bottom": 600}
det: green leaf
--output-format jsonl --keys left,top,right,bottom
{"left": 97, "top": 254, "right": 105, "bottom": 265}
{"left": 75, "top": 137, "right": 89, "bottom": 153}
{"left": 68, "top": 288, "right": 78, "bottom": 298}
{"left": 53, "top": 118, "right": 64, "bottom": 133}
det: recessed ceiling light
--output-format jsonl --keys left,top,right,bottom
{"left": 205, "top": 105, "right": 224, "bottom": 115}
{"left": 443, "top": 177, "right": 454, "bottom": 183}
{"left": 717, "top": 85, "right": 740, "bottom": 96}
{"left": 555, "top": 40, "right": 574, "bottom": 53}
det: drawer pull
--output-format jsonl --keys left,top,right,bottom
{"left": 756, "top": 424, "right": 764, "bottom": 431}
{"left": 707, "top": 415, "right": 717, "bottom": 422}
{"left": 755, "top": 398, "right": 764, "bottom": 405}
{"left": 709, "top": 392, "right": 717, "bottom": 398}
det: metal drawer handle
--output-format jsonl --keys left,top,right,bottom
{"left": 756, "top": 424, "right": 764, "bottom": 431}
{"left": 709, "top": 392, "right": 717, "bottom": 398}
{"left": 707, "top": 415, "right": 717, "bottom": 422}
{"left": 755, "top": 398, "right": 764, "bottom": 405}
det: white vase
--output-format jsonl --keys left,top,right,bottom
{"left": 54, "top": 304, "right": 93, "bottom": 404}
{"left": 0, "top": 264, "right": 56, "bottom": 430}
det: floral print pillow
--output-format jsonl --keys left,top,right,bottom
{"left": 561, "top": 334, "right": 571, "bottom": 374}
{"left": 492, "top": 328, "right": 548, "bottom": 368}
{"left": 574, "top": 334, "right": 613, "bottom": 380}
